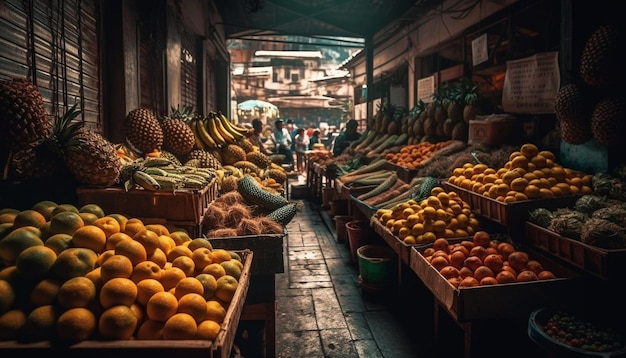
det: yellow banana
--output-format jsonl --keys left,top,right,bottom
{"left": 211, "top": 113, "right": 236, "bottom": 143}
{"left": 188, "top": 118, "right": 206, "bottom": 150}
{"left": 205, "top": 115, "right": 226, "bottom": 145}
{"left": 218, "top": 111, "right": 249, "bottom": 135}
{"left": 196, "top": 116, "right": 218, "bottom": 148}
{"left": 216, "top": 112, "right": 244, "bottom": 139}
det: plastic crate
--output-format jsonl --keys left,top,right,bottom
{"left": 525, "top": 222, "right": 626, "bottom": 280}
{"left": 0, "top": 249, "right": 254, "bottom": 358}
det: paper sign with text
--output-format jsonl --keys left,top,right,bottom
{"left": 502, "top": 52, "right": 560, "bottom": 114}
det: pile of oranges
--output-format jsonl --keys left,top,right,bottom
{"left": 421, "top": 230, "right": 557, "bottom": 288}
{"left": 0, "top": 201, "right": 243, "bottom": 342}
{"left": 447, "top": 143, "right": 593, "bottom": 203}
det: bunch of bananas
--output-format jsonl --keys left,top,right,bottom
{"left": 189, "top": 111, "right": 251, "bottom": 149}
{"left": 118, "top": 157, "right": 217, "bottom": 192}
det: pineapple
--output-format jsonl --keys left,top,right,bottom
{"left": 554, "top": 83, "right": 593, "bottom": 144}
{"left": 0, "top": 78, "right": 52, "bottom": 150}
{"left": 185, "top": 149, "right": 222, "bottom": 170}
{"left": 236, "top": 137, "right": 256, "bottom": 153}
{"left": 591, "top": 96, "right": 626, "bottom": 147}
{"left": 51, "top": 104, "right": 121, "bottom": 187}
{"left": 125, "top": 108, "right": 164, "bottom": 154}
{"left": 8, "top": 140, "right": 71, "bottom": 182}
{"left": 580, "top": 24, "right": 621, "bottom": 90}
{"left": 161, "top": 106, "right": 196, "bottom": 156}
{"left": 221, "top": 144, "right": 247, "bottom": 165}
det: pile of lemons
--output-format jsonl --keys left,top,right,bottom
{"left": 0, "top": 201, "right": 243, "bottom": 343}
{"left": 447, "top": 143, "right": 593, "bottom": 203}
{"left": 375, "top": 186, "right": 481, "bottom": 245}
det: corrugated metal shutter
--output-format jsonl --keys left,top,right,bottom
{"left": 0, "top": 0, "right": 101, "bottom": 130}
{"left": 180, "top": 28, "right": 197, "bottom": 110}
{"left": 206, "top": 58, "right": 216, "bottom": 111}
{"left": 138, "top": 0, "right": 164, "bottom": 115}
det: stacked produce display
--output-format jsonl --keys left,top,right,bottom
{"left": 0, "top": 201, "right": 248, "bottom": 345}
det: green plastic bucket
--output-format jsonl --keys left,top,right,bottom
{"left": 357, "top": 245, "right": 396, "bottom": 285}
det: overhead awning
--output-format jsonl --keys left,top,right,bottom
{"left": 267, "top": 96, "right": 343, "bottom": 109}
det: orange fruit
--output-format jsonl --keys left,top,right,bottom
{"left": 483, "top": 254, "right": 504, "bottom": 273}
{"left": 133, "top": 229, "right": 160, "bottom": 256}
{"left": 0, "top": 228, "right": 44, "bottom": 266}
{"left": 463, "top": 256, "right": 483, "bottom": 272}
{"left": 146, "top": 291, "right": 178, "bottom": 322}
{"left": 497, "top": 242, "right": 516, "bottom": 260}
{"left": 458, "top": 266, "right": 474, "bottom": 279}
{"left": 136, "top": 278, "right": 165, "bottom": 306}
{"left": 31, "top": 200, "right": 59, "bottom": 221}
{"left": 95, "top": 249, "right": 116, "bottom": 267}
{"left": 0, "top": 211, "right": 17, "bottom": 225}
{"left": 93, "top": 216, "right": 121, "bottom": 239}
{"left": 432, "top": 238, "right": 450, "bottom": 253}
{"left": 214, "top": 275, "right": 238, "bottom": 303}
{"left": 84, "top": 267, "right": 103, "bottom": 290}
{"left": 106, "top": 214, "right": 128, "bottom": 233}
{"left": 148, "top": 247, "right": 167, "bottom": 269}
{"left": 220, "top": 260, "right": 242, "bottom": 281}
{"left": 160, "top": 266, "right": 187, "bottom": 292}
{"left": 98, "top": 304, "right": 138, "bottom": 340}
{"left": 496, "top": 270, "right": 516, "bottom": 284}
{"left": 12, "top": 209, "right": 46, "bottom": 229}
{"left": 439, "top": 265, "right": 460, "bottom": 279}
{"left": 507, "top": 251, "right": 529, "bottom": 272}
{"left": 538, "top": 270, "right": 556, "bottom": 280}
{"left": 197, "top": 319, "right": 221, "bottom": 341}
{"left": 458, "top": 276, "right": 479, "bottom": 288}
{"left": 448, "top": 250, "right": 466, "bottom": 270}
{"left": 57, "top": 276, "right": 97, "bottom": 309}
{"left": 517, "top": 270, "right": 538, "bottom": 282}
{"left": 123, "top": 218, "right": 146, "bottom": 237}
{"left": 99, "top": 277, "right": 137, "bottom": 309}
{"left": 473, "top": 266, "right": 495, "bottom": 282}
{"left": 169, "top": 231, "right": 191, "bottom": 246}
{"left": 429, "top": 255, "right": 449, "bottom": 272}
{"left": 131, "top": 260, "right": 163, "bottom": 283}
{"left": 136, "top": 319, "right": 165, "bottom": 340}
{"left": 99, "top": 254, "right": 134, "bottom": 282}
{"left": 210, "top": 249, "right": 233, "bottom": 264}
{"left": 171, "top": 255, "right": 195, "bottom": 277}
{"left": 78, "top": 212, "right": 99, "bottom": 225}
{"left": 525, "top": 260, "right": 544, "bottom": 275}
{"left": 177, "top": 293, "right": 208, "bottom": 323}
{"left": 202, "top": 263, "right": 226, "bottom": 279}
{"left": 49, "top": 211, "right": 84, "bottom": 235}
{"left": 166, "top": 245, "right": 193, "bottom": 262}
{"left": 71, "top": 225, "right": 107, "bottom": 254}
{"left": 174, "top": 277, "right": 204, "bottom": 300}
{"left": 195, "top": 273, "right": 218, "bottom": 300}
{"left": 22, "top": 304, "right": 59, "bottom": 340}
{"left": 468, "top": 245, "right": 487, "bottom": 260}
{"left": 472, "top": 231, "right": 491, "bottom": 247}
{"left": 145, "top": 224, "right": 170, "bottom": 236}
{"left": 157, "top": 235, "right": 176, "bottom": 255}
{"left": 15, "top": 245, "right": 57, "bottom": 280}
{"left": 30, "top": 278, "right": 61, "bottom": 307}
{"left": 105, "top": 232, "right": 132, "bottom": 251}
{"left": 51, "top": 247, "right": 98, "bottom": 281}
{"left": 0, "top": 279, "right": 16, "bottom": 314}
{"left": 163, "top": 312, "right": 197, "bottom": 340}
{"left": 191, "top": 247, "right": 214, "bottom": 274}
{"left": 205, "top": 299, "right": 226, "bottom": 324}
{"left": 0, "top": 308, "right": 27, "bottom": 339}
{"left": 56, "top": 307, "right": 96, "bottom": 341}
{"left": 79, "top": 204, "right": 105, "bottom": 218}
{"left": 479, "top": 276, "right": 498, "bottom": 286}
{"left": 114, "top": 238, "right": 147, "bottom": 267}
{"left": 187, "top": 238, "right": 213, "bottom": 252}
{"left": 51, "top": 204, "right": 79, "bottom": 217}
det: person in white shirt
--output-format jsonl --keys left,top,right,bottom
{"left": 294, "top": 127, "right": 309, "bottom": 172}
{"left": 270, "top": 119, "right": 293, "bottom": 164}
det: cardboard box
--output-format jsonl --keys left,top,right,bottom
{"left": 468, "top": 115, "right": 520, "bottom": 146}
{"left": 526, "top": 222, "right": 626, "bottom": 280}
{"left": 409, "top": 241, "right": 581, "bottom": 322}
{"left": 0, "top": 250, "right": 254, "bottom": 358}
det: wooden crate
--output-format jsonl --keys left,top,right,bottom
{"left": 409, "top": 242, "right": 581, "bottom": 322}
{"left": 76, "top": 179, "right": 217, "bottom": 223}
{"left": 525, "top": 222, "right": 626, "bottom": 280}
{"left": 0, "top": 249, "right": 253, "bottom": 358}
{"left": 207, "top": 233, "right": 285, "bottom": 275}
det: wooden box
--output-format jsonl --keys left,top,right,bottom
{"left": 0, "top": 250, "right": 253, "bottom": 358}
{"left": 525, "top": 222, "right": 626, "bottom": 280}
{"left": 409, "top": 242, "right": 581, "bottom": 323}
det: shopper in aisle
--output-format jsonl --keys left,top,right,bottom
{"left": 270, "top": 119, "right": 293, "bottom": 164}
{"left": 332, "top": 119, "right": 360, "bottom": 156}
{"left": 294, "top": 127, "right": 309, "bottom": 172}
{"left": 249, "top": 118, "right": 271, "bottom": 155}
{"left": 309, "top": 129, "right": 321, "bottom": 150}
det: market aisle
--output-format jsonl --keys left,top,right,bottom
{"left": 270, "top": 181, "right": 428, "bottom": 358}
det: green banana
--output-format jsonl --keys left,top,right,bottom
{"left": 133, "top": 170, "right": 161, "bottom": 191}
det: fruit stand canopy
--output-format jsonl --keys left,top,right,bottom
{"left": 237, "top": 100, "right": 280, "bottom": 121}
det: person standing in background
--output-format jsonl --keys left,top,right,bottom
{"left": 294, "top": 127, "right": 309, "bottom": 172}
{"left": 249, "top": 118, "right": 271, "bottom": 155}
{"left": 286, "top": 119, "right": 298, "bottom": 164}
{"left": 309, "top": 130, "right": 320, "bottom": 150}
{"left": 270, "top": 119, "right": 293, "bottom": 164}
{"left": 332, "top": 119, "right": 360, "bottom": 156}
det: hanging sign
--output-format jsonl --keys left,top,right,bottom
{"left": 502, "top": 52, "right": 560, "bottom": 114}
{"left": 472, "top": 33, "right": 488, "bottom": 66}
{"left": 417, "top": 75, "right": 435, "bottom": 103}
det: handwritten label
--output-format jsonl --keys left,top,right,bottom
{"left": 502, "top": 52, "right": 560, "bottom": 114}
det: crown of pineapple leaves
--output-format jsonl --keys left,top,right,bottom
{"left": 169, "top": 104, "right": 195, "bottom": 122}
{"left": 53, "top": 103, "right": 84, "bottom": 145}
